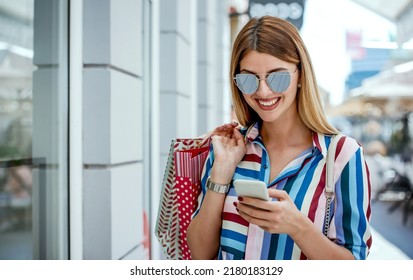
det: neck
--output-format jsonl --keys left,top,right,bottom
{"left": 260, "top": 115, "right": 312, "bottom": 149}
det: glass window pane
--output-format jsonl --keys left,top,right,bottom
{"left": 0, "top": 0, "right": 68, "bottom": 260}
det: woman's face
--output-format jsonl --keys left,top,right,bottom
{"left": 238, "top": 50, "right": 300, "bottom": 125}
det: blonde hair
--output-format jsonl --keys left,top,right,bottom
{"left": 230, "top": 16, "right": 338, "bottom": 135}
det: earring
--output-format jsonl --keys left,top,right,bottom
{"left": 297, "top": 83, "right": 302, "bottom": 88}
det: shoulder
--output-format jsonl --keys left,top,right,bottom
{"left": 314, "top": 132, "right": 361, "bottom": 157}
{"left": 315, "top": 132, "right": 365, "bottom": 169}
{"left": 331, "top": 134, "right": 362, "bottom": 156}
{"left": 326, "top": 134, "right": 367, "bottom": 176}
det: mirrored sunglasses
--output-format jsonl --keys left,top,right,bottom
{"left": 233, "top": 70, "right": 295, "bottom": 94}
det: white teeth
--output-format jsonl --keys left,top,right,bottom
{"left": 258, "top": 98, "right": 279, "bottom": 106}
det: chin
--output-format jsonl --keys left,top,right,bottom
{"left": 257, "top": 112, "right": 283, "bottom": 123}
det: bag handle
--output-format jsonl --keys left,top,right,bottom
{"left": 198, "top": 122, "right": 252, "bottom": 147}
{"left": 324, "top": 134, "right": 344, "bottom": 236}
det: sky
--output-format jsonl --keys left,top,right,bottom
{"left": 300, "top": 0, "right": 396, "bottom": 105}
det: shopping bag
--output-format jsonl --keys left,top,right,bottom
{"left": 155, "top": 138, "right": 210, "bottom": 260}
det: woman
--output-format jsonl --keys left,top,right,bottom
{"left": 187, "top": 16, "right": 372, "bottom": 260}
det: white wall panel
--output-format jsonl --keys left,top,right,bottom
{"left": 159, "top": 0, "right": 176, "bottom": 32}
{"left": 197, "top": 63, "right": 208, "bottom": 106}
{"left": 83, "top": 169, "right": 111, "bottom": 259}
{"left": 159, "top": 92, "right": 177, "bottom": 155}
{"left": 176, "top": 0, "right": 192, "bottom": 42}
{"left": 176, "top": 94, "right": 193, "bottom": 138}
{"left": 176, "top": 37, "right": 192, "bottom": 97}
{"left": 159, "top": 34, "right": 177, "bottom": 93}
{"left": 111, "top": 0, "right": 143, "bottom": 76}
{"left": 111, "top": 163, "right": 143, "bottom": 259}
{"left": 84, "top": 0, "right": 142, "bottom": 76}
{"left": 83, "top": 69, "right": 111, "bottom": 164}
{"left": 197, "top": 20, "right": 208, "bottom": 63}
{"left": 83, "top": 69, "right": 142, "bottom": 164}
{"left": 110, "top": 71, "right": 143, "bottom": 163}
{"left": 83, "top": 0, "right": 110, "bottom": 65}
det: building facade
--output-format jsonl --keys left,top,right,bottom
{"left": 0, "top": 0, "right": 230, "bottom": 260}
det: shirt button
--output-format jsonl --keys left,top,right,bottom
{"left": 263, "top": 164, "right": 268, "bottom": 169}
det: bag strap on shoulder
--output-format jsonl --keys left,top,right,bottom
{"left": 325, "top": 134, "right": 344, "bottom": 197}
{"left": 324, "top": 134, "right": 344, "bottom": 236}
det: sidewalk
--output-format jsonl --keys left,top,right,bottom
{"left": 367, "top": 227, "right": 411, "bottom": 260}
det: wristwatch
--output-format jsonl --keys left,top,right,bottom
{"left": 206, "top": 176, "right": 231, "bottom": 194}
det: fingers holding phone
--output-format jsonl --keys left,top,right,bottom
{"left": 233, "top": 180, "right": 303, "bottom": 235}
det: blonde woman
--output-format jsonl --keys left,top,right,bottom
{"left": 187, "top": 16, "right": 372, "bottom": 260}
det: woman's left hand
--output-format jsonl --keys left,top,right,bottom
{"left": 235, "top": 189, "right": 305, "bottom": 235}
{"left": 236, "top": 189, "right": 356, "bottom": 259}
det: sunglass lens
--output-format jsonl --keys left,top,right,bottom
{"left": 267, "top": 72, "right": 290, "bottom": 92}
{"left": 235, "top": 74, "right": 258, "bottom": 94}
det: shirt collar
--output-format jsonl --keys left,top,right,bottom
{"left": 244, "top": 122, "right": 328, "bottom": 158}
{"left": 244, "top": 122, "right": 260, "bottom": 142}
{"left": 312, "top": 132, "right": 330, "bottom": 158}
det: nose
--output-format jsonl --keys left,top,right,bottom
{"left": 255, "top": 78, "right": 273, "bottom": 97}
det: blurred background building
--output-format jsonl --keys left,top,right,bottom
{"left": 0, "top": 0, "right": 412, "bottom": 260}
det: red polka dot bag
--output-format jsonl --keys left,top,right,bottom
{"left": 155, "top": 138, "right": 210, "bottom": 259}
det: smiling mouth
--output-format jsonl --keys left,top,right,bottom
{"left": 257, "top": 97, "right": 280, "bottom": 107}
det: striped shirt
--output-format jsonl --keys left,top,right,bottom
{"left": 193, "top": 122, "right": 372, "bottom": 260}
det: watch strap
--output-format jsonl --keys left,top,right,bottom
{"left": 206, "top": 176, "right": 230, "bottom": 194}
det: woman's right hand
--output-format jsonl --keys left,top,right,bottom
{"left": 200, "top": 122, "right": 240, "bottom": 145}
{"left": 210, "top": 127, "right": 246, "bottom": 184}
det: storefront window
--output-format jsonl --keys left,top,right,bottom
{"left": 0, "top": 0, "right": 68, "bottom": 259}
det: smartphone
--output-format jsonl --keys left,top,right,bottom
{"left": 233, "top": 179, "right": 270, "bottom": 201}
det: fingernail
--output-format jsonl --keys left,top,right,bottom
{"left": 233, "top": 201, "right": 238, "bottom": 207}
{"left": 238, "top": 196, "right": 243, "bottom": 201}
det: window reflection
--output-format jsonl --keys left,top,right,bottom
{"left": 0, "top": 162, "right": 33, "bottom": 259}
{"left": 0, "top": 0, "right": 34, "bottom": 260}
{"left": 0, "top": 0, "right": 68, "bottom": 260}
